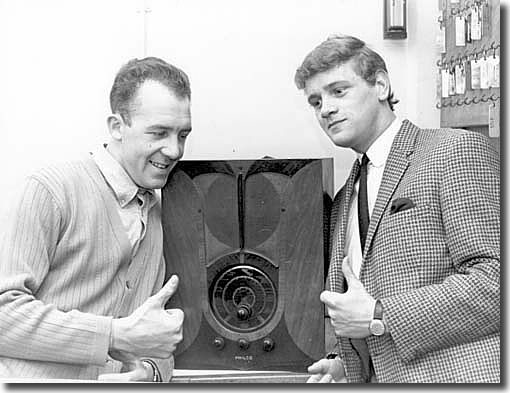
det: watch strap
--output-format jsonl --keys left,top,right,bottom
{"left": 142, "top": 359, "right": 162, "bottom": 382}
{"left": 373, "top": 299, "right": 383, "bottom": 320}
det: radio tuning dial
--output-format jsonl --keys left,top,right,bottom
{"left": 236, "top": 304, "right": 252, "bottom": 320}
{"left": 238, "top": 338, "right": 250, "bottom": 350}
{"left": 210, "top": 261, "right": 277, "bottom": 333}
{"left": 262, "top": 337, "right": 275, "bottom": 352}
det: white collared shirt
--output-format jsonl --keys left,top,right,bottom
{"left": 91, "top": 145, "right": 157, "bottom": 258}
{"left": 344, "top": 118, "right": 402, "bottom": 278}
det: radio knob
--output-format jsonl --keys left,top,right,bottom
{"left": 213, "top": 337, "right": 225, "bottom": 350}
{"left": 262, "top": 337, "right": 275, "bottom": 352}
{"left": 236, "top": 305, "right": 252, "bottom": 320}
{"left": 238, "top": 338, "right": 250, "bottom": 350}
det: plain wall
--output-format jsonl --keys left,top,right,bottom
{"left": 0, "top": 0, "right": 441, "bottom": 215}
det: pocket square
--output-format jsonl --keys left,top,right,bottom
{"left": 390, "top": 197, "right": 415, "bottom": 214}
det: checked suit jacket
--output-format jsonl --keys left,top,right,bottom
{"left": 328, "top": 120, "right": 500, "bottom": 383}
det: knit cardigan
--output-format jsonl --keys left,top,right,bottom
{"left": 0, "top": 155, "right": 172, "bottom": 380}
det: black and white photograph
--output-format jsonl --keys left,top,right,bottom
{"left": 0, "top": 0, "right": 502, "bottom": 386}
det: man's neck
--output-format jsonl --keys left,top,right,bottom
{"left": 354, "top": 111, "right": 397, "bottom": 154}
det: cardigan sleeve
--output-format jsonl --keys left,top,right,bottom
{"left": 382, "top": 132, "right": 500, "bottom": 362}
{"left": 145, "top": 256, "right": 175, "bottom": 382}
{"left": 0, "top": 177, "right": 112, "bottom": 366}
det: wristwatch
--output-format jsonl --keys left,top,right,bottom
{"left": 368, "top": 299, "right": 386, "bottom": 336}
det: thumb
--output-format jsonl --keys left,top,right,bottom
{"left": 341, "top": 257, "right": 357, "bottom": 286}
{"left": 151, "top": 275, "right": 179, "bottom": 307}
{"left": 320, "top": 290, "right": 342, "bottom": 309}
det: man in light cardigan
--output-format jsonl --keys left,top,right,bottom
{"left": 0, "top": 57, "right": 192, "bottom": 381}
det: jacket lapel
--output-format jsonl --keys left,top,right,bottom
{"left": 329, "top": 159, "right": 360, "bottom": 293}
{"left": 360, "top": 120, "right": 419, "bottom": 270}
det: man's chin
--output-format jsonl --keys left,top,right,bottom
{"left": 329, "top": 136, "right": 352, "bottom": 149}
{"left": 140, "top": 165, "right": 177, "bottom": 189}
{"left": 138, "top": 177, "right": 168, "bottom": 190}
{"left": 152, "top": 180, "right": 168, "bottom": 190}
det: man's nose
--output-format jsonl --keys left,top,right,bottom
{"left": 320, "top": 97, "right": 338, "bottom": 119}
{"left": 160, "top": 136, "right": 182, "bottom": 160}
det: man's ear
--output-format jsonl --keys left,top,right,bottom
{"left": 107, "top": 114, "right": 124, "bottom": 141}
{"left": 374, "top": 70, "right": 391, "bottom": 102}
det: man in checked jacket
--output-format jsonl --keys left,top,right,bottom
{"left": 295, "top": 35, "right": 499, "bottom": 383}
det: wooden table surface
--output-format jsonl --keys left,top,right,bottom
{"left": 171, "top": 369, "right": 310, "bottom": 383}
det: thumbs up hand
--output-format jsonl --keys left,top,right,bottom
{"left": 320, "top": 257, "right": 375, "bottom": 339}
{"left": 109, "top": 275, "right": 184, "bottom": 363}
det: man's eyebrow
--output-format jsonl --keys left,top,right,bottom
{"left": 146, "top": 125, "right": 192, "bottom": 133}
{"left": 146, "top": 125, "right": 172, "bottom": 131}
{"left": 324, "top": 81, "right": 350, "bottom": 91}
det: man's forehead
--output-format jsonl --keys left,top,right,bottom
{"left": 133, "top": 80, "right": 188, "bottom": 105}
{"left": 304, "top": 62, "right": 360, "bottom": 95}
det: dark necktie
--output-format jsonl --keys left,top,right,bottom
{"left": 358, "top": 154, "right": 370, "bottom": 253}
{"left": 352, "top": 153, "right": 374, "bottom": 381}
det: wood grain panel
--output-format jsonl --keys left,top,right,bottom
{"left": 162, "top": 169, "right": 205, "bottom": 355}
{"left": 281, "top": 161, "right": 325, "bottom": 359}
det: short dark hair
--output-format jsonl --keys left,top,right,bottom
{"left": 110, "top": 57, "right": 191, "bottom": 125}
{"left": 294, "top": 34, "right": 399, "bottom": 111}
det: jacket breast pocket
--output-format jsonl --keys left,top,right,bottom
{"left": 383, "top": 204, "right": 431, "bottom": 228}
{"left": 371, "top": 204, "right": 449, "bottom": 294}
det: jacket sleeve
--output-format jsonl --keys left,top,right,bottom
{"left": 0, "top": 177, "right": 112, "bottom": 366}
{"left": 382, "top": 132, "right": 499, "bottom": 362}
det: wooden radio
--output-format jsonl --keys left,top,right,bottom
{"left": 162, "top": 158, "right": 333, "bottom": 372}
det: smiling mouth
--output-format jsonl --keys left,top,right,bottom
{"left": 149, "top": 160, "right": 170, "bottom": 170}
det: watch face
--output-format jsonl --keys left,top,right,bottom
{"left": 369, "top": 319, "right": 385, "bottom": 336}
